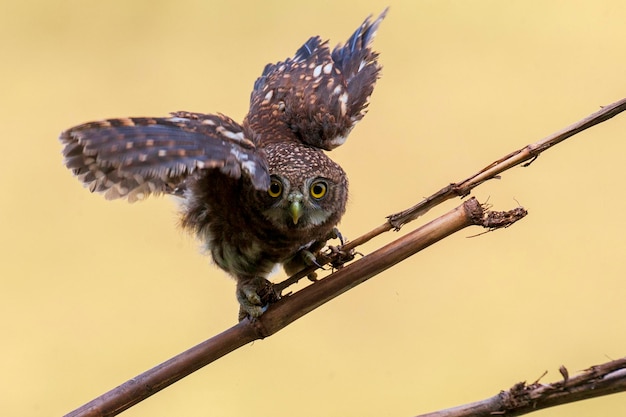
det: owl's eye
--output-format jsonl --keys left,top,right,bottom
{"left": 310, "top": 180, "right": 327, "bottom": 200}
{"left": 268, "top": 179, "right": 283, "bottom": 198}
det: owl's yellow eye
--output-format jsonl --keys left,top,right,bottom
{"left": 310, "top": 181, "right": 327, "bottom": 199}
{"left": 268, "top": 179, "right": 283, "bottom": 198}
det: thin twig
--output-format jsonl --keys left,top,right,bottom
{"left": 415, "top": 357, "right": 626, "bottom": 417}
{"left": 388, "top": 97, "right": 626, "bottom": 228}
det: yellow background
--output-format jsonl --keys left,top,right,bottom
{"left": 2, "top": 1, "right": 625, "bottom": 416}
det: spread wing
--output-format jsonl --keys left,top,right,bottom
{"left": 60, "top": 112, "right": 270, "bottom": 202}
{"left": 246, "top": 8, "right": 387, "bottom": 150}
{"left": 331, "top": 8, "right": 387, "bottom": 127}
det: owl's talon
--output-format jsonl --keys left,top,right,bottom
{"left": 236, "top": 277, "right": 280, "bottom": 321}
{"left": 302, "top": 250, "right": 326, "bottom": 270}
{"left": 312, "top": 258, "right": 325, "bottom": 270}
{"left": 331, "top": 227, "right": 345, "bottom": 245}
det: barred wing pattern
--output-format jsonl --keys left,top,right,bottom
{"left": 60, "top": 113, "right": 270, "bottom": 202}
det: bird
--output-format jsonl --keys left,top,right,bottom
{"left": 59, "top": 9, "right": 387, "bottom": 320}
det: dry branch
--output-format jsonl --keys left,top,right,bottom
{"left": 67, "top": 198, "right": 516, "bottom": 417}
{"left": 64, "top": 97, "right": 626, "bottom": 417}
{"left": 415, "top": 357, "right": 626, "bottom": 417}
{"left": 388, "top": 97, "right": 626, "bottom": 228}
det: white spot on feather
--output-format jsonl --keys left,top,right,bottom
{"left": 323, "top": 63, "right": 333, "bottom": 74}
{"left": 241, "top": 160, "right": 257, "bottom": 177}
{"left": 338, "top": 92, "right": 349, "bottom": 116}
{"left": 217, "top": 126, "right": 245, "bottom": 142}
{"left": 329, "top": 134, "right": 348, "bottom": 147}
{"left": 313, "top": 64, "right": 322, "bottom": 78}
{"left": 229, "top": 147, "right": 257, "bottom": 177}
{"left": 167, "top": 117, "right": 190, "bottom": 123}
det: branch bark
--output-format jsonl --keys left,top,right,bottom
{"left": 64, "top": 97, "right": 626, "bottom": 417}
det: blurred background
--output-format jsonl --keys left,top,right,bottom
{"left": 2, "top": 1, "right": 625, "bottom": 416}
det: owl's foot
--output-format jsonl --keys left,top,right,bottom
{"left": 331, "top": 227, "right": 345, "bottom": 245}
{"left": 301, "top": 250, "right": 325, "bottom": 270}
{"left": 327, "top": 227, "right": 356, "bottom": 269}
{"left": 236, "top": 277, "right": 280, "bottom": 321}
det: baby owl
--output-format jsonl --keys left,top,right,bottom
{"left": 60, "top": 10, "right": 386, "bottom": 319}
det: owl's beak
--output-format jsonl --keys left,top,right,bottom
{"left": 289, "top": 201, "right": 303, "bottom": 224}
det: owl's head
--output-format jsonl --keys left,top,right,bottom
{"left": 260, "top": 143, "right": 348, "bottom": 232}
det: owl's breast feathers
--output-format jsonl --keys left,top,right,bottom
{"left": 181, "top": 168, "right": 338, "bottom": 279}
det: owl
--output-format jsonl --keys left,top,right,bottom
{"left": 60, "top": 9, "right": 386, "bottom": 320}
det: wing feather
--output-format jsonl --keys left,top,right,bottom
{"left": 331, "top": 8, "right": 387, "bottom": 123}
{"left": 247, "top": 9, "right": 387, "bottom": 150}
{"left": 60, "top": 113, "right": 269, "bottom": 202}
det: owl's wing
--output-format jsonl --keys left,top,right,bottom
{"left": 60, "top": 112, "right": 270, "bottom": 202}
{"left": 247, "top": 9, "right": 386, "bottom": 150}
{"left": 331, "top": 8, "right": 387, "bottom": 126}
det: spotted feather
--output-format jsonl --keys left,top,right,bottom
{"left": 247, "top": 8, "right": 386, "bottom": 150}
{"left": 60, "top": 114, "right": 269, "bottom": 201}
